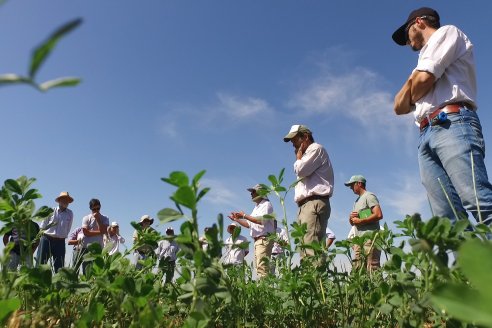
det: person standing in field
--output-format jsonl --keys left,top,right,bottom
{"left": 283, "top": 124, "right": 334, "bottom": 258}
{"left": 67, "top": 226, "right": 83, "bottom": 268}
{"left": 345, "top": 175, "right": 383, "bottom": 271}
{"left": 104, "top": 221, "right": 125, "bottom": 255}
{"left": 393, "top": 7, "right": 492, "bottom": 226}
{"left": 155, "top": 227, "right": 179, "bottom": 283}
{"left": 133, "top": 215, "right": 157, "bottom": 269}
{"left": 270, "top": 220, "right": 289, "bottom": 275}
{"left": 229, "top": 184, "right": 275, "bottom": 278}
{"left": 37, "top": 191, "right": 74, "bottom": 273}
{"left": 3, "top": 220, "right": 40, "bottom": 270}
{"left": 79, "top": 198, "right": 109, "bottom": 274}
{"left": 221, "top": 223, "right": 249, "bottom": 266}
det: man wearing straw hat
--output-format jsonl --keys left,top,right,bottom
{"left": 38, "top": 191, "right": 74, "bottom": 273}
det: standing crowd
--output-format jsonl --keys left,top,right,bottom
{"left": 4, "top": 7, "right": 492, "bottom": 279}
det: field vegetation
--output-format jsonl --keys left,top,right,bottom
{"left": 1, "top": 171, "right": 491, "bottom": 328}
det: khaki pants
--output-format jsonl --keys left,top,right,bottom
{"left": 353, "top": 239, "right": 381, "bottom": 271}
{"left": 297, "top": 198, "right": 330, "bottom": 257}
{"left": 254, "top": 238, "right": 273, "bottom": 278}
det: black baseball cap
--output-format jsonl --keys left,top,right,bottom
{"left": 392, "top": 7, "right": 440, "bottom": 46}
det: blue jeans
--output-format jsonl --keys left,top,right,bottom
{"left": 418, "top": 107, "right": 492, "bottom": 225}
{"left": 37, "top": 235, "right": 66, "bottom": 273}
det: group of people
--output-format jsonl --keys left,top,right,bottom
{"left": 221, "top": 5, "right": 492, "bottom": 274}
{"left": 4, "top": 7, "right": 492, "bottom": 278}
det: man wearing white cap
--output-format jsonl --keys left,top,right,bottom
{"left": 345, "top": 175, "right": 383, "bottom": 271}
{"left": 38, "top": 191, "right": 74, "bottom": 273}
{"left": 229, "top": 184, "right": 275, "bottom": 278}
{"left": 283, "top": 124, "right": 334, "bottom": 258}
{"left": 104, "top": 221, "right": 125, "bottom": 255}
{"left": 221, "top": 223, "right": 249, "bottom": 266}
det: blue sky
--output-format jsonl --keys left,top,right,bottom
{"left": 2, "top": 1, "right": 492, "bottom": 259}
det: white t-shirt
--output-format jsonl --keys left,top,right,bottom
{"left": 326, "top": 227, "right": 336, "bottom": 240}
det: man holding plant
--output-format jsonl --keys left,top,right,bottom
{"left": 393, "top": 7, "right": 492, "bottom": 226}
{"left": 345, "top": 175, "right": 382, "bottom": 271}
{"left": 283, "top": 124, "right": 334, "bottom": 258}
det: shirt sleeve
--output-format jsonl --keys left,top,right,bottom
{"left": 366, "top": 193, "right": 380, "bottom": 209}
{"left": 416, "top": 26, "right": 470, "bottom": 80}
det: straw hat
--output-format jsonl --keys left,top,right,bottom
{"left": 139, "top": 214, "right": 154, "bottom": 225}
{"left": 55, "top": 191, "right": 74, "bottom": 203}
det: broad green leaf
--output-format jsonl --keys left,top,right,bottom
{"left": 33, "top": 206, "right": 54, "bottom": 220}
{"left": 458, "top": 240, "right": 492, "bottom": 299}
{"left": 39, "top": 77, "right": 81, "bottom": 91}
{"left": 4, "top": 179, "right": 22, "bottom": 194}
{"left": 452, "top": 219, "right": 471, "bottom": 235}
{"left": 196, "top": 187, "right": 210, "bottom": 202}
{"left": 22, "top": 188, "right": 41, "bottom": 201}
{"left": 192, "top": 170, "right": 206, "bottom": 187}
{"left": 171, "top": 186, "right": 196, "bottom": 209}
{"left": 29, "top": 18, "right": 83, "bottom": 78}
{"left": 162, "top": 171, "right": 189, "bottom": 187}
{"left": 268, "top": 174, "right": 278, "bottom": 186}
{"left": 432, "top": 284, "right": 492, "bottom": 326}
{"left": 157, "top": 208, "right": 183, "bottom": 223}
{"left": 0, "top": 298, "right": 21, "bottom": 324}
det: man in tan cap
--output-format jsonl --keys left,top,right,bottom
{"left": 221, "top": 223, "right": 249, "bottom": 266}
{"left": 283, "top": 124, "right": 334, "bottom": 258}
{"left": 38, "top": 191, "right": 74, "bottom": 272}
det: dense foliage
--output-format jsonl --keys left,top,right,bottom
{"left": 1, "top": 172, "right": 491, "bottom": 328}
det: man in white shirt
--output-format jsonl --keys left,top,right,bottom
{"left": 284, "top": 125, "right": 334, "bottom": 257}
{"left": 393, "top": 7, "right": 492, "bottom": 227}
{"left": 229, "top": 184, "right": 275, "bottom": 278}
{"left": 38, "top": 191, "right": 74, "bottom": 273}
{"left": 156, "top": 227, "right": 179, "bottom": 283}
{"left": 221, "top": 223, "right": 249, "bottom": 266}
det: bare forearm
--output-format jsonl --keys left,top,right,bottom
{"left": 394, "top": 77, "right": 414, "bottom": 115}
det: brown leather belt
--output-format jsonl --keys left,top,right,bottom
{"left": 419, "top": 103, "right": 470, "bottom": 130}
{"left": 253, "top": 235, "right": 266, "bottom": 241}
{"left": 297, "top": 194, "right": 330, "bottom": 207}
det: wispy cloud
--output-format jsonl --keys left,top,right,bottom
{"left": 201, "top": 177, "right": 239, "bottom": 207}
{"left": 157, "top": 93, "right": 275, "bottom": 139}
{"left": 381, "top": 172, "right": 430, "bottom": 218}
{"left": 217, "top": 92, "right": 274, "bottom": 120}
{"left": 287, "top": 49, "right": 415, "bottom": 143}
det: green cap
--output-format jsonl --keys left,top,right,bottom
{"left": 283, "top": 124, "right": 312, "bottom": 142}
{"left": 344, "top": 175, "right": 366, "bottom": 186}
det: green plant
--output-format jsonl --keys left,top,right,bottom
{"left": 0, "top": 18, "right": 82, "bottom": 92}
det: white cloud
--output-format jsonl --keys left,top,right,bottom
{"left": 217, "top": 92, "right": 274, "bottom": 120}
{"left": 381, "top": 172, "right": 430, "bottom": 218}
{"left": 288, "top": 59, "right": 415, "bottom": 143}
{"left": 201, "top": 178, "right": 239, "bottom": 207}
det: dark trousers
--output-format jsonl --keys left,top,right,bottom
{"left": 37, "top": 235, "right": 66, "bottom": 273}
{"left": 158, "top": 258, "right": 176, "bottom": 283}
